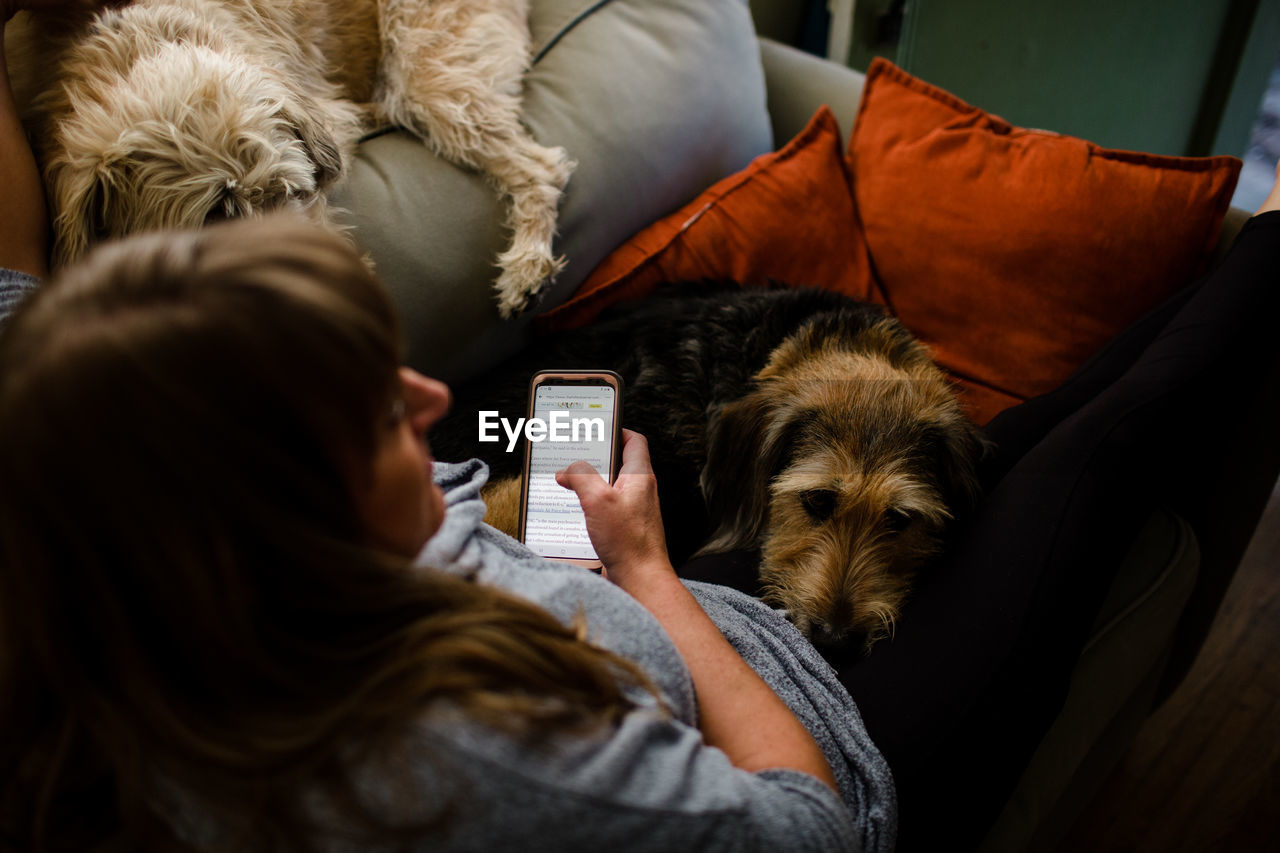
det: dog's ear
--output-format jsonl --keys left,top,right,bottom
{"left": 279, "top": 94, "right": 345, "bottom": 190}
{"left": 924, "top": 416, "right": 990, "bottom": 517}
{"left": 49, "top": 155, "right": 122, "bottom": 266}
{"left": 698, "top": 387, "right": 796, "bottom": 555}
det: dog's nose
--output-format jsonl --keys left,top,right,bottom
{"left": 810, "top": 621, "right": 864, "bottom": 650}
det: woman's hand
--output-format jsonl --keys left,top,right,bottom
{"left": 554, "top": 429, "right": 671, "bottom": 587}
{"left": 558, "top": 430, "right": 838, "bottom": 792}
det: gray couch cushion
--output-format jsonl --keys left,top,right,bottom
{"left": 333, "top": 0, "right": 771, "bottom": 384}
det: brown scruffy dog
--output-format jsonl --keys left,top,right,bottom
{"left": 5, "top": 0, "right": 570, "bottom": 316}
{"left": 430, "top": 284, "right": 988, "bottom": 650}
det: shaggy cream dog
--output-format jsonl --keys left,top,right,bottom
{"left": 7, "top": 0, "right": 572, "bottom": 315}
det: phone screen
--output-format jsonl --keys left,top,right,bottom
{"left": 523, "top": 380, "right": 617, "bottom": 561}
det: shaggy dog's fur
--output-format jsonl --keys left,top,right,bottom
{"left": 6, "top": 0, "right": 570, "bottom": 315}
{"left": 430, "top": 284, "right": 987, "bottom": 649}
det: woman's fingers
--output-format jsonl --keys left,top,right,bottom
{"left": 617, "top": 428, "right": 655, "bottom": 477}
{"left": 553, "top": 431, "right": 670, "bottom": 578}
{"left": 554, "top": 459, "right": 610, "bottom": 503}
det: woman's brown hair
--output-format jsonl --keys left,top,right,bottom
{"left": 0, "top": 217, "right": 649, "bottom": 850}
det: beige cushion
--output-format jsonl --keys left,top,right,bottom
{"left": 332, "top": 0, "right": 771, "bottom": 383}
{"left": 758, "top": 37, "right": 864, "bottom": 146}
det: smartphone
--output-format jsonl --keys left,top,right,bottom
{"left": 518, "top": 370, "right": 623, "bottom": 569}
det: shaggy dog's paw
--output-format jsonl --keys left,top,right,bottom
{"left": 491, "top": 142, "right": 575, "bottom": 317}
{"left": 481, "top": 476, "right": 522, "bottom": 537}
{"left": 493, "top": 242, "right": 565, "bottom": 317}
{"left": 538, "top": 144, "right": 576, "bottom": 191}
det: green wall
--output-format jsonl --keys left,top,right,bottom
{"left": 747, "top": 0, "right": 1278, "bottom": 158}
{"left": 895, "top": 0, "right": 1237, "bottom": 156}
{"left": 1209, "top": 0, "right": 1280, "bottom": 157}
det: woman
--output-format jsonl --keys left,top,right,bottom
{"left": 0, "top": 213, "right": 895, "bottom": 850}
{"left": 1, "top": 4, "right": 893, "bottom": 845}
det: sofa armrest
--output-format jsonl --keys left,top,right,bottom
{"left": 759, "top": 38, "right": 864, "bottom": 144}
{"left": 980, "top": 509, "right": 1200, "bottom": 852}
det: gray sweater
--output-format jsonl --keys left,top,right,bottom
{"left": 392, "top": 459, "right": 898, "bottom": 853}
{"left": 0, "top": 267, "right": 38, "bottom": 327}
{"left": 165, "top": 460, "right": 896, "bottom": 851}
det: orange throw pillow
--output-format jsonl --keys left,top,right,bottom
{"left": 537, "top": 106, "right": 873, "bottom": 334}
{"left": 849, "top": 58, "right": 1241, "bottom": 424}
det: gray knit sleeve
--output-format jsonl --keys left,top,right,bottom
{"left": 686, "top": 582, "right": 897, "bottom": 853}
{"left": 403, "top": 460, "right": 895, "bottom": 852}
{"left": 0, "top": 267, "right": 39, "bottom": 327}
{"left": 367, "top": 708, "right": 859, "bottom": 853}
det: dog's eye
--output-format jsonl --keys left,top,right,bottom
{"left": 800, "top": 489, "right": 838, "bottom": 522}
{"left": 883, "top": 508, "right": 914, "bottom": 534}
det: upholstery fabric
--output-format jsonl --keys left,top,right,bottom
{"left": 980, "top": 511, "right": 1199, "bottom": 852}
{"left": 757, "top": 37, "right": 866, "bottom": 149}
{"left": 537, "top": 106, "right": 873, "bottom": 334}
{"left": 848, "top": 58, "right": 1241, "bottom": 424}
{"left": 333, "top": 0, "right": 772, "bottom": 384}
